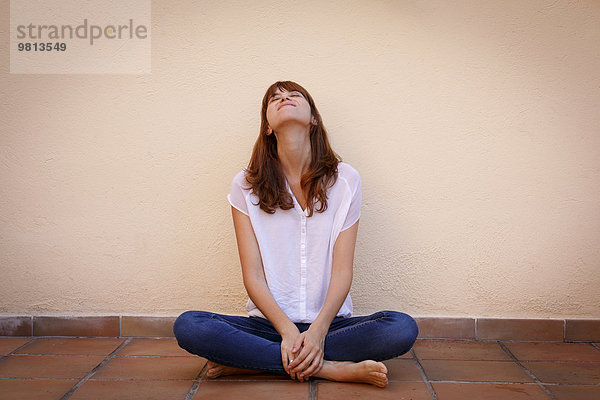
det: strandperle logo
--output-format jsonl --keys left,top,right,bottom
{"left": 15, "top": 19, "right": 148, "bottom": 45}
{"left": 10, "top": 0, "right": 151, "bottom": 74}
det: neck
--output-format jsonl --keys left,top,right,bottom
{"left": 275, "top": 125, "right": 311, "bottom": 183}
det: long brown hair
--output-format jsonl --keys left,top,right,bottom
{"left": 242, "top": 81, "right": 342, "bottom": 217}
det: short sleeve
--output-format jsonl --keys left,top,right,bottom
{"left": 340, "top": 170, "right": 361, "bottom": 231}
{"left": 227, "top": 171, "right": 249, "bottom": 216}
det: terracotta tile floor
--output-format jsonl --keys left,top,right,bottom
{"left": 1, "top": 337, "right": 599, "bottom": 399}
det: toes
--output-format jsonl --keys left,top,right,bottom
{"left": 206, "top": 361, "right": 216, "bottom": 368}
{"left": 373, "top": 372, "right": 387, "bottom": 387}
{"left": 205, "top": 367, "right": 220, "bottom": 378}
{"left": 373, "top": 372, "right": 388, "bottom": 388}
{"left": 378, "top": 362, "right": 388, "bottom": 374}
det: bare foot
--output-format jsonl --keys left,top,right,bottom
{"left": 205, "top": 361, "right": 263, "bottom": 379}
{"left": 313, "top": 360, "right": 388, "bottom": 388}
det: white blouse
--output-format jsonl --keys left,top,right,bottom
{"left": 227, "top": 161, "right": 362, "bottom": 323}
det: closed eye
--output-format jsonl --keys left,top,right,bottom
{"left": 269, "top": 92, "right": 303, "bottom": 102}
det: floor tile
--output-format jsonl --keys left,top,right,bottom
{"left": 382, "top": 359, "right": 424, "bottom": 381}
{"left": 15, "top": 337, "right": 125, "bottom": 356}
{"left": 523, "top": 362, "right": 600, "bottom": 384}
{"left": 206, "top": 371, "right": 291, "bottom": 381}
{"left": 504, "top": 342, "right": 600, "bottom": 362}
{"left": 0, "top": 378, "right": 78, "bottom": 400}
{"left": 316, "top": 381, "right": 433, "bottom": 399}
{"left": 5, "top": 336, "right": 600, "bottom": 399}
{"left": 192, "top": 381, "right": 309, "bottom": 400}
{"left": 544, "top": 384, "right": 600, "bottom": 400}
{"left": 91, "top": 356, "right": 206, "bottom": 380}
{"left": 420, "top": 360, "right": 534, "bottom": 383}
{"left": 431, "top": 382, "right": 549, "bottom": 399}
{"left": 0, "top": 355, "right": 105, "bottom": 379}
{"left": 0, "top": 338, "right": 32, "bottom": 355}
{"left": 116, "top": 338, "right": 195, "bottom": 357}
{"left": 413, "top": 340, "right": 511, "bottom": 361}
{"left": 69, "top": 379, "right": 193, "bottom": 400}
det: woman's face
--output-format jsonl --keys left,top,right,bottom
{"left": 265, "top": 88, "right": 314, "bottom": 134}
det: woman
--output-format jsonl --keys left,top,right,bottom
{"left": 173, "top": 81, "right": 418, "bottom": 388}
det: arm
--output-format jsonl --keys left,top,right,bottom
{"left": 289, "top": 218, "right": 359, "bottom": 379}
{"left": 230, "top": 206, "right": 300, "bottom": 376}
{"left": 312, "top": 219, "right": 358, "bottom": 330}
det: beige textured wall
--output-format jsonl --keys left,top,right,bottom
{"left": 1, "top": 0, "right": 599, "bottom": 319}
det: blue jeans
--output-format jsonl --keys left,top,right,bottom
{"left": 172, "top": 310, "right": 419, "bottom": 375}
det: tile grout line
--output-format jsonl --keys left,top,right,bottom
{"left": 415, "top": 338, "right": 572, "bottom": 343}
{"left": 59, "top": 337, "right": 134, "bottom": 400}
{"left": 309, "top": 379, "right": 316, "bottom": 400}
{"left": 12, "top": 353, "right": 202, "bottom": 359}
{"left": 0, "top": 335, "right": 179, "bottom": 339}
{"left": 497, "top": 341, "right": 556, "bottom": 400}
{"left": 183, "top": 361, "right": 209, "bottom": 400}
{"left": 414, "top": 380, "right": 551, "bottom": 385}
{"left": 0, "top": 336, "right": 42, "bottom": 365}
{"left": 410, "top": 348, "right": 438, "bottom": 400}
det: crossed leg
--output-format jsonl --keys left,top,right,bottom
{"left": 173, "top": 310, "right": 418, "bottom": 388}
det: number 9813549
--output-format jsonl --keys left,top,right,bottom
{"left": 18, "top": 42, "right": 67, "bottom": 51}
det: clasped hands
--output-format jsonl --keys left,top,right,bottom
{"left": 281, "top": 325, "right": 327, "bottom": 382}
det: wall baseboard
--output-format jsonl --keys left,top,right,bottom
{"left": 0, "top": 315, "right": 598, "bottom": 342}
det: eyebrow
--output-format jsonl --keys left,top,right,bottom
{"left": 272, "top": 90, "right": 300, "bottom": 95}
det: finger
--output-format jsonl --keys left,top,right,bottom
{"left": 308, "top": 357, "right": 323, "bottom": 378}
{"left": 281, "top": 351, "right": 289, "bottom": 374}
{"left": 294, "top": 349, "right": 317, "bottom": 374}
{"left": 303, "top": 353, "right": 323, "bottom": 377}
{"left": 302, "top": 358, "right": 318, "bottom": 377}
{"left": 289, "top": 364, "right": 297, "bottom": 381}
{"left": 288, "top": 346, "right": 305, "bottom": 370}
{"left": 292, "top": 334, "right": 305, "bottom": 353}
{"left": 289, "top": 351, "right": 308, "bottom": 371}
{"left": 298, "top": 362, "right": 309, "bottom": 382}
{"left": 294, "top": 343, "right": 312, "bottom": 364}
{"left": 288, "top": 350, "right": 298, "bottom": 376}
